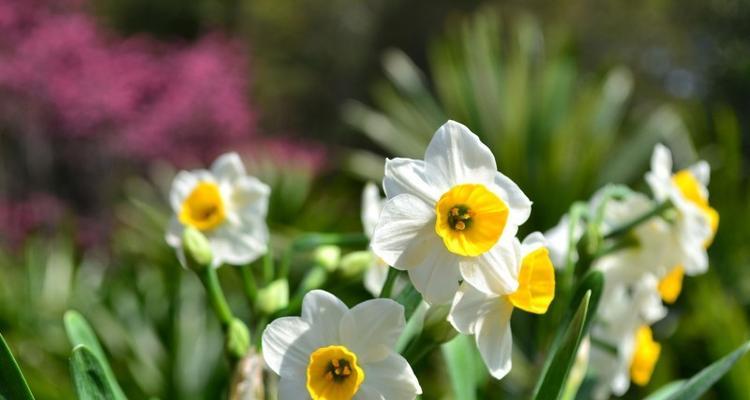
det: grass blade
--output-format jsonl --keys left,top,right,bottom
{"left": 0, "top": 332, "right": 35, "bottom": 400}
{"left": 70, "top": 345, "right": 118, "bottom": 400}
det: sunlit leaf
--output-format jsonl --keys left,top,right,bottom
{"left": 70, "top": 345, "right": 118, "bottom": 400}
{"left": 0, "top": 332, "right": 35, "bottom": 400}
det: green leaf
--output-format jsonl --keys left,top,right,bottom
{"left": 70, "top": 345, "right": 118, "bottom": 400}
{"left": 533, "top": 291, "right": 591, "bottom": 400}
{"left": 441, "top": 335, "right": 488, "bottom": 400}
{"left": 394, "top": 282, "right": 422, "bottom": 320}
{"left": 64, "top": 311, "right": 126, "bottom": 400}
{"left": 648, "top": 340, "right": 750, "bottom": 400}
{"left": 0, "top": 332, "right": 35, "bottom": 400}
{"left": 642, "top": 380, "right": 686, "bottom": 400}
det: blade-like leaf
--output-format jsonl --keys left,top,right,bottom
{"left": 0, "top": 332, "right": 35, "bottom": 400}
{"left": 441, "top": 334, "right": 488, "bottom": 400}
{"left": 642, "top": 380, "right": 686, "bottom": 400}
{"left": 651, "top": 340, "right": 750, "bottom": 400}
{"left": 70, "top": 345, "right": 118, "bottom": 400}
{"left": 64, "top": 311, "right": 126, "bottom": 400}
{"left": 533, "top": 291, "right": 591, "bottom": 400}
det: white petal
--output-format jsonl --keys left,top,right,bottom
{"left": 301, "top": 290, "right": 348, "bottom": 344}
{"left": 361, "top": 183, "right": 384, "bottom": 238}
{"left": 383, "top": 158, "right": 439, "bottom": 204}
{"left": 689, "top": 160, "right": 711, "bottom": 186}
{"left": 448, "top": 283, "right": 497, "bottom": 334}
{"left": 492, "top": 172, "right": 532, "bottom": 226}
{"left": 407, "top": 246, "right": 461, "bottom": 304}
{"left": 364, "top": 259, "right": 389, "bottom": 297}
{"left": 261, "top": 317, "right": 312, "bottom": 377}
{"left": 424, "top": 120, "right": 497, "bottom": 189}
{"left": 209, "top": 223, "right": 268, "bottom": 267}
{"left": 340, "top": 298, "right": 405, "bottom": 363}
{"left": 651, "top": 143, "right": 673, "bottom": 179}
{"left": 461, "top": 244, "right": 519, "bottom": 296}
{"left": 521, "top": 231, "right": 546, "bottom": 256}
{"left": 278, "top": 378, "right": 310, "bottom": 400}
{"left": 370, "top": 194, "right": 435, "bottom": 269}
{"left": 169, "top": 170, "right": 199, "bottom": 211}
{"left": 474, "top": 296, "right": 514, "bottom": 380}
{"left": 356, "top": 352, "right": 422, "bottom": 400}
{"left": 211, "top": 152, "right": 246, "bottom": 183}
{"left": 165, "top": 217, "right": 183, "bottom": 247}
{"left": 232, "top": 176, "right": 271, "bottom": 217}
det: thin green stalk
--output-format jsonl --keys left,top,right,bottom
{"left": 604, "top": 201, "right": 671, "bottom": 239}
{"left": 263, "top": 251, "right": 274, "bottom": 283}
{"left": 379, "top": 268, "right": 399, "bottom": 298}
{"left": 239, "top": 265, "right": 258, "bottom": 307}
{"left": 200, "top": 267, "right": 234, "bottom": 326}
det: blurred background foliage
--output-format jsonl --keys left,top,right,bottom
{"left": 0, "top": 0, "right": 748, "bottom": 398}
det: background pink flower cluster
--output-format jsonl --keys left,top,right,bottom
{"left": 0, "top": 0, "right": 255, "bottom": 163}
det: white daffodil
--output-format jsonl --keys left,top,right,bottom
{"left": 544, "top": 214, "right": 583, "bottom": 270}
{"left": 262, "top": 290, "right": 422, "bottom": 400}
{"left": 589, "top": 275, "right": 666, "bottom": 399}
{"left": 166, "top": 152, "right": 270, "bottom": 268}
{"left": 361, "top": 183, "right": 407, "bottom": 297}
{"left": 645, "top": 144, "right": 718, "bottom": 276}
{"left": 447, "top": 233, "right": 555, "bottom": 379}
{"left": 371, "top": 120, "right": 532, "bottom": 304}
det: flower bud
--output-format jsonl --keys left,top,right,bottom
{"left": 182, "top": 227, "right": 213, "bottom": 271}
{"left": 339, "top": 251, "right": 372, "bottom": 278}
{"left": 226, "top": 318, "right": 251, "bottom": 359}
{"left": 299, "top": 267, "right": 328, "bottom": 293}
{"left": 422, "top": 304, "right": 458, "bottom": 344}
{"left": 256, "top": 279, "right": 289, "bottom": 315}
{"left": 229, "top": 348, "right": 265, "bottom": 400}
{"left": 313, "top": 245, "right": 341, "bottom": 272}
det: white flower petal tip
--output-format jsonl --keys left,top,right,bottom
{"left": 166, "top": 152, "right": 270, "bottom": 268}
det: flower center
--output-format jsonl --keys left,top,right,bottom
{"left": 508, "top": 247, "right": 555, "bottom": 314}
{"left": 672, "top": 170, "right": 719, "bottom": 245}
{"left": 658, "top": 265, "right": 684, "bottom": 304}
{"left": 630, "top": 325, "right": 661, "bottom": 386}
{"left": 435, "top": 184, "right": 508, "bottom": 257}
{"left": 179, "top": 182, "right": 226, "bottom": 231}
{"left": 306, "top": 345, "right": 364, "bottom": 400}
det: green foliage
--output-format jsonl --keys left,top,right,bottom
{"left": 0, "top": 332, "right": 35, "bottom": 400}
{"left": 70, "top": 346, "right": 120, "bottom": 400}
{"left": 344, "top": 9, "right": 692, "bottom": 228}
{"left": 442, "top": 334, "right": 489, "bottom": 400}
{"left": 645, "top": 341, "right": 750, "bottom": 400}
{"left": 533, "top": 291, "right": 591, "bottom": 400}
{"left": 64, "top": 311, "right": 127, "bottom": 400}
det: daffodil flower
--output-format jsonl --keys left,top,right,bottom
{"left": 589, "top": 275, "right": 666, "bottom": 399}
{"left": 645, "top": 144, "right": 718, "bottom": 275}
{"left": 371, "top": 121, "right": 532, "bottom": 304}
{"left": 447, "top": 233, "right": 554, "bottom": 379}
{"left": 166, "top": 152, "right": 270, "bottom": 268}
{"left": 262, "top": 290, "right": 422, "bottom": 400}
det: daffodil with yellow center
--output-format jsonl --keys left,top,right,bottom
{"left": 646, "top": 144, "right": 717, "bottom": 276}
{"left": 435, "top": 184, "right": 508, "bottom": 257}
{"left": 372, "top": 120, "right": 532, "bottom": 304}
{"left": 306, "top": 345, "right": 364, "bottom": 400}
{"left": 448, "top": 233, "right": 555, "bottom": 379}
{"left": 166, "top": 152, "right": 270, "bottom": 268}
{"left": 629, "top": 325, "right": 661, "bottom": 386}
{"left": 262, "top": 290, "right": 422, "bottom": 400}
{"left": 179, "top": 182, "right": 227, "bottom": 231}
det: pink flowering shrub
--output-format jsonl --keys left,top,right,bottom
{"left": 0, "top": 0, "right": 255, "bottom": 163}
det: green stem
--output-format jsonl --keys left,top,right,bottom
{"left": 239, "top": 265, "right": 258, "bottom": 307}
{"left": 263, "top": 250, "right": 274, "bottom": 283}
{"left": 200, "top": 267, "right": 234, "bottom": 326}
{"left": 402, "top": 334, "right": 438, "bottom": 366}
{"left": 379, "top": 268, "right": 399, "bottom": 298}
{"left": 604, "top": 201, "right": 671, "bottom": 240}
